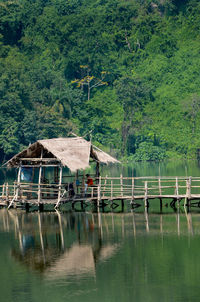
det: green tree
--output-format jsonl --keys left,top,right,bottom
{"left": 115, "top": 75, "right": 153, "bottom": 155}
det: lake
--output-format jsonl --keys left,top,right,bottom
{"left": 1, "top": 160, "right": 200, "bottom": 302}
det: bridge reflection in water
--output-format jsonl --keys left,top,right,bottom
{"left": 0, "top": 208, "right": 197, "bottom": 279}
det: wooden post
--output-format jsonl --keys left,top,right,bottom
{"left": 175, "top": 177, "right": 179, "bottom": 198}
{"left": 97, "top": 176, "right": 101, "bottom": 208}
{"left": 158, "top": 177, "right": 162, "bottom": 211}
{"left": 38, "top": 149, "right": 43, "bottom": 205}
{"left": 7, "top": 183, "right": 10, "bottom": 200}
{"left": 38, "top": 164, "right": 42, "bottom": 205}
{"left": 186, "top": 177, "right": 192, "bottom": 207}
{"left": 144, "top": 181, "right": 148, "bottom": 208}
{"left": 58, "top": 166, "right": 63, "bottom": 203}
{"left": 111, "top": 180, "right": 113, "bottom": 200}
{"left": 160, "top": 199, "right": 163, "bottom": 212}
{"left": 159, "top": 178, "right": 162, "bottom": 196}
{"left": 6, "top": 183, "right": 8, "bottom": 201}
{"left": 131, "top": 177, "right": 134, "bottom": 204}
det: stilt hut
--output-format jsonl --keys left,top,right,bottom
{"left": 4, "top": 136, "right": 119, "bottom": 209}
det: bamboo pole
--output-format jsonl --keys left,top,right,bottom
{"left": 38, "top": 150, "right": 43, "bottom": 205}
{"left": 144, "top": 181, "right": 148, "bottom": 208}
{"left": 38, "top": 164, "right": 42, "bottom": 204}
{"left": 131, "top": 177, "right": 134, "bottom": 204}
{"left": 97, "top": 176, "right": 101, "bottom": 207}
{"left": 6, "top": 183, "right": 9, "bottom": 201}
{"left": 159, "top": 178, "right": 162, "bottom": 195}
{"left": 175, "top": 177, "right": 179, "bottom": 198}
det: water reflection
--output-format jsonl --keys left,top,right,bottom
{"left": 1, "top": 209, "right": 200, "bottom": 280}
{"left": 0, "top": 210, "right": 119, "bottom": 278}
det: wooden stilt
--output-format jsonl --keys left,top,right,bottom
{"left": 159, "top": 178, "right": 162, "bottom": 196}
{"left": 39, "top": 203, "right": 44, "bottom": 211}
{"left": 160, "top": 198, "right": 163, "bottom": 212}
{"left": 6, "top": 183, "right": 9, "bottom": 202}
{"left": 38, "top": 149, "right": 43, "bottom": 206}
{"left": 25, "top": 202, "right": 30, "bottom": 212}
{"left": 121, "top": 199, "right": 124, "bottom": 211}
{"left": 175, "top": 177, "right": 180, "bottom": 207}
{"left": 186, "top": 177, "right": 192, "bottom": 207}
{"left": 38, "top": 164, "right": 42, "bottom": 205}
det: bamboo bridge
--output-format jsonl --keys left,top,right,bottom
{"left": 2, "top": 136, "right": 200, "bottom": 211}
{"left": 1, "top": 175, "right": 200, "bottom": 211}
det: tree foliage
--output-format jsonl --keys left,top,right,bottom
{"left": 0, "top": 0, "right": 200, "bottom": 161}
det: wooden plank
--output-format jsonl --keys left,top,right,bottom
{"left": 21, "top": 158, "right": 60, "bottom": 162}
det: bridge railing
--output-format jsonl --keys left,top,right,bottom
{"left": 98, "top": 176, "right": 200, "bottom": 200}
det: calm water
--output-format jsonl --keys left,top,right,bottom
{"left": 1, "top": 160, "right": 200, "bottom": 302}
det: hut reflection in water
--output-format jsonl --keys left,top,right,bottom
{"left": 0, "top": 209, "right": 198, "bottom": 279}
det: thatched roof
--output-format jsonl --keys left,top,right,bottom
{"left": 5, "top": 137, "right": 119, "bottom": 172}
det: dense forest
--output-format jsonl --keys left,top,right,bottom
{"left": 1, "top": 0, "right": 200, "bottom": 162}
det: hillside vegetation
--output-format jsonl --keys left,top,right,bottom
{"left": 1, "top": 0, "right": 200, "bottom": 162}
